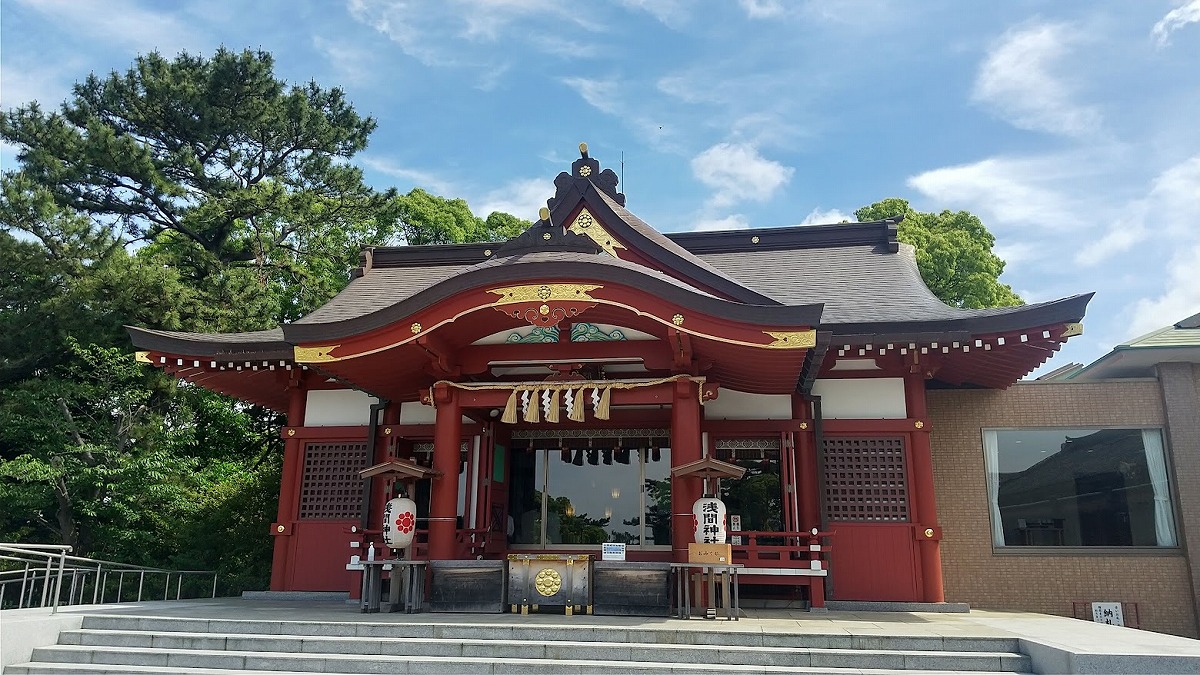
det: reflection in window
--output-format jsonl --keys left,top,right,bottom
{"left": 507, "top": 444, "right": 671, "bottom": 547}
{"left": 983, "top": 428, "right": 1176, "bottom": 547}
{"left": 716, "top": 440, "right": 783, "bottom": 534}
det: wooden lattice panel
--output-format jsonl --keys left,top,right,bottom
{"left": 298, "top": 442, "right": 369, "bottom": 520}
{"left": 822, "top": 437, "right": 909, "bottom": 522}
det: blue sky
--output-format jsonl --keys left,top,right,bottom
{"left": 2, "top": 0, "right": 1198, "bottom": 372}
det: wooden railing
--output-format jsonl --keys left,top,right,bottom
{"left": 729, "top": 529, "right": 833, "bottom": 607}
{"left": 408, "top": 528, "right": 489, "bottom": 560}
{"left": 730, "top": 529, "right": 832, "bottom": 569}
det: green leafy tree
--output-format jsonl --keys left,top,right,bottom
{"left": 0, "top": 48, "right": 398, "bottom": 322}
{"left": 0, "top": 47, "right": 532, "bottom": 592}
{"left": 855, "top": 198, "right": 1022, "bottom": 309}
{"left": 394, "top": 188, "right": 528, "bottom": 245}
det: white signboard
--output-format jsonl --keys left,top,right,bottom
{"left": 730, "top": 515, "right": 743, "bottom": 545}
{"left": 601, "top": 542, "right": 626, "bottom": 561}
{"left": 1091, "top": 602, "right": 1124, "bottom": 626}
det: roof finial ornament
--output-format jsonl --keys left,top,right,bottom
{"left": 549, "top": 142, "right": 626, "bottom": 209}
{"left": 539, "top": 207, "right": 551, "bottom": 223}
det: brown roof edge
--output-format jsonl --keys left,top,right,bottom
{"left": 125, "top": 326, "right": 295, "bottom": 361}
{"left": 666, "top": 218, "right": 901, "bottom": 254}
{"left": 824, "top": 293, "right": 1094, "bottom": 341}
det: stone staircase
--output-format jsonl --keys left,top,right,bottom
{"left": 6, "top": 614, "right": 1034, "bottom": 674}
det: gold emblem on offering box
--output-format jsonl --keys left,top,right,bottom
{"left": 534, "top": 568, "right": 562, "bottom": 596}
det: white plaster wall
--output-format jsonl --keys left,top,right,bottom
{"left": 304, "top": 390, "right": 378, "bottom": 426}
{"left": 811, "top": 378, "right": 907, "bottom": 419}
{"left": 704, "top": 389, "right": 793, "bottom": 420}
{"left": 399, "top": 401, "right": 474, "bottom": 425}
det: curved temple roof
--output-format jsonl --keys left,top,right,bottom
{"left": 128, "top": 145, "right": 1091, "bottom": 399}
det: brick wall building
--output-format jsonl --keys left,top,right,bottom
{"left": 929, "top": 379, "right": 1199, "bottom": 637}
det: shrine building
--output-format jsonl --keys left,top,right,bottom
{"left": 127, "top": 146, "right": 1199, "bottom": 635}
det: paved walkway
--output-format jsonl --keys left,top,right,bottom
{"left": 7, "top": 597, "right": 1200, "bottom": 673}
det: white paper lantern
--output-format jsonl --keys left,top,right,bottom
{"left": 382, "top": 497, "right": 417, "bottom": 549}
{"left": 692, "top": 497, "right": 727, "bottom": 544}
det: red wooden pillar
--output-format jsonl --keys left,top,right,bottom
{"left": 904, "top": 375, "right": 945, "bottom": 603}
{"left": 792, "top": 394, "right": 820, "bottom": 532}
{"left": 372, "top": 402, "right": 402, "bottom": 514}
{"left": 429, "top": 384, "right": 461, "bottom": 560}
{"left": 270, "top": 382, "right": 307, "bottom": 591}
{"left": 670, "top": 378, "right": 702, "bottom": 562}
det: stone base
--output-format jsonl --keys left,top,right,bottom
{"left": 241, "top": 591, "right": 350, "bottom": 602}
{"left": 825, "top": 600, "right": 970, "bottom": 613}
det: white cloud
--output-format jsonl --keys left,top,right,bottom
{"left": 689, "top": 214, "right": 750, "bottom": 232}
{"left": 798, "top": 207, "right": 852, "bottom": 225}
{"left": 474, "top": 178, "right": 553, "bottom": 221}
{"left": 1152, "top": 0, "right": 1200, "bottom": 47}
{"left": 907, "top": 156, "right": 1084, "bottom": 229}
{"left": 312, "top": 36, "right": 375, "bottom": 86}
{"left": 14, "top": 0, "right": 205, "bottom": 55}
{"left": 972, "top": 22, "right": 1102, "bottom": 137}
{"left": 618, "top": 0, "right": 690, "bottom": 28}
{"left": 1075, "top": 156, "right": 1200, "bottom": 265}
{"left": 359, "top": 156, "right": 458, "bottom": 196}
{"left": 739, "top": 0, "right": 785, "bottom": 19}
{"left": 991, "top": 242, "right": 1041, "bottom": 269}
{"left": 1127, "top": 242, "right": 1200, "bottom": 337}
{"left": 691, "top": 143, "right": 793, "bottom": 208}
{"left": 347, "top": 0, "right": 602, "bottom": 67}
{"left": 0, "top": 60, "right": 75, "bottom": 109}
{"left": 560, "top": 77, "right": 621, "bottom": 115}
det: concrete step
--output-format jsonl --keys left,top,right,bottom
{"left": 7, "top": 614, "right": 1034, "bottom": 674}
{"left": 77, "top": 614, "right": 1025, "bottom": 653}
{"left": 52, "top": 629, "right": 1032, "bottom": 671}
{"left": 2, "top": 661, "right": 1034, "bottom": 675}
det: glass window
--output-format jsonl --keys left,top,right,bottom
{"left": 983, "top": 428, "right": 1176, "bottom": 547}
{"left": 716, "top": 443, "right": 783, "bottom": 533}
{"left": 507, "top": 445, "right": 671, "bottom": 547}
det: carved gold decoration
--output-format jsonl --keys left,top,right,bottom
{"left": 751, "top": 236, "right": 760, "bottom": 244}
{"left": 672, "top": 314, "right": 684, "bottom": 326}
{"left": 543, "top": 232, "right": 552, "bottom": 240}
{"left": 762, "top": 330, "right": 817, "bottom": 349}
{"left": 915, "top": 420, "right": 925, "bottom": 429}
{"left": 539, "top": 304, "right": 550, "bottom": 316}
{"left": 534, "top": 568, "right": 562, "bottom": 596}
{"left": 1060, "top": 322, "right": 1084, "bottom": 338}
{"left": 568, "top": 208, "right": 626, "bottom": 257}
{"left": 277, "top": 525, "right": 286, "bottom": 533}
{"left": 924, "top": 528, "right": 934, "bottom": 538}
{"left": 799, "top": 422, "right": 809, "bottom": 430}
{"left": 294, "top": 345, "right": 340, "bottom": 363}
{"left": 539, "top": 207, "right": 550, "bottom": 221}
{"left": 484, "top": 249, "right": 493, "bottom": 256}
{"left": 287, "top": 429, "right": 296, "bottom": 437}
{"left": 489, "top": 284, "right": 602, "bottom": 305}
{"left": 579, "top": 142, "right": 588, "bottom": 154}
{"left": 579, "top": 165, "right": 592, "bottom": 177}
{"left": 384, "top": 427, "right": 392, "bottom": 435}
{"left": 134, "top": 351, "right": 152, "bottom": 363}
{"left": 410, "top": 322, "right": 422, "bottom": 334}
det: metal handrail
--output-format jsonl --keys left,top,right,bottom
{"left": 0, "top": 543, "right": 217, "bottom": 613}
